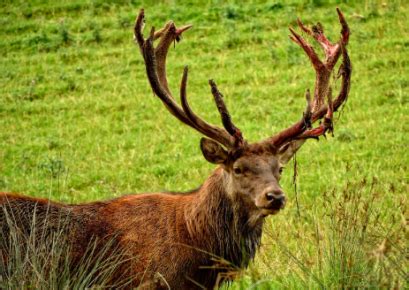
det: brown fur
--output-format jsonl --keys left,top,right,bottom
{"left": 0, "top": 148, "right": 279, "bottom": 289}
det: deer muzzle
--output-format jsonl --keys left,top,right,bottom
{"left": 256, "top": 187, "right": 286, "bottom": 214}
{"left": 265, "top": 191, "right": 286, "bottom": 211}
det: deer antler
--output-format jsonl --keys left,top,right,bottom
{"left": 134, "top": 9, "right": 244, "bottom": 149}
{"left": 266, "top": 8, "right": 351, "bottom": 150}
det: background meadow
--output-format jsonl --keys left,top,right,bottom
{"left": 1, "top": 0, "right": 407, "bottom": 288}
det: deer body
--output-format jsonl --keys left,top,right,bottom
{"left": 1, "top": 167, "right": 264, "bottom": 288}
{"left": 1, "top": 8, "right": 351, "bottom": 289}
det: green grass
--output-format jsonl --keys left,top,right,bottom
{"left": 1, "top": 0, "right": 408, "bottom": 288}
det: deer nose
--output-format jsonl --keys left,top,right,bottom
{"left": 265, "top": 190, "right": 286, "bottom": 210}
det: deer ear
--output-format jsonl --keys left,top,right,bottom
{"left": 200, "top": 138, "right": 228, "bottom": 164}
{"left": 278, "top": 140, "right": 305, "bottom": 164}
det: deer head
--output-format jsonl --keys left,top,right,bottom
{"left": 134, "top": 9, "right": 351, "bottom": 218}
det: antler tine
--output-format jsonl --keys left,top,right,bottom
{"left": 289, "top": 27, "right": 329, "bottom": 112}
{"left": 337, "top": 8, "right": 350, "bottom": 49}
{"left": 266, "top": 9, "right": 351, "bottom": 149}
{"left": 310, "top": 41, "right": 351, "bottom": 123}
{"left": 209, "top": 80, "right": 244, "bottom": 146}
{"left": 180, "top": 67, "right": 237, "bottom": 147}
{"left": 134, "top": 9, "right": 193, "bottom": 97}
{"left": 135, "top": 10, "right": 196, "bottom": 128}
{"left": 134, "top": 9, "right": 145, "bottom": 49}
{"left": 297, "top": 88, "right": 334, "bottom": 140}
{"left": 135, "top": 9, "right": 241, "bottom": 149}
{"left": 154, "top": 21, "right": 192, "bottom": 97}
{"left": 290, "top": 8, "right": 349, "bottom": 113}
{"left": 302, "top": 89, "right": 313, "bottom": 131}
{"left": 139, "top": 25, "right": 195, "bottom": 127}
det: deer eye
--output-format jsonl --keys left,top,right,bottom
{"left": 233, "top": 165, "right": 249, "bottom": 175}
{"left": 279, "top": 167, "right": 284, "bottom": 174}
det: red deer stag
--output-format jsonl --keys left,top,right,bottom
{"left": 0, "top": 8, "right": 351, "bottom": 289}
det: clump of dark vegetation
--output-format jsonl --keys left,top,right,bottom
{"left": 0, "top": 204, "right": 132, "bottom": 289}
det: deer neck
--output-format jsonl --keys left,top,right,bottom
{"left": 184, "top": 167, "right": 263, "bottom": 268}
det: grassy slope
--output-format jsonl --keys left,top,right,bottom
{"left": 1, "top": 0, "right": 408, "bottom": 288}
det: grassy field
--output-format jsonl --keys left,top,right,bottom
{"left": 1, "top": 0, "right": 408, "bottom": 288}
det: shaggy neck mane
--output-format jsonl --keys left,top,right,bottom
{"left": 185, "top": 168, "right": 263, "bottom": 269}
